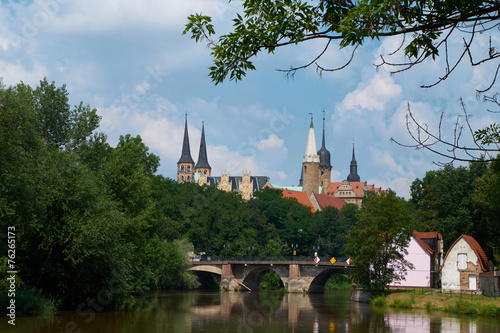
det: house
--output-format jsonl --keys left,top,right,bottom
{"left": 441, "top": 235, "right": 489, "bottom": 293}
{"left": 389, "top": 231, "right": 443, "bottom": 288}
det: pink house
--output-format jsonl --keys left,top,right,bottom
{"left": 389, "top": 231, "right": 443, "bottom": 288}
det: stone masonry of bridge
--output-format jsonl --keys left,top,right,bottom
{"left": 189, "top": 260, "right": 353, "bottom": 293}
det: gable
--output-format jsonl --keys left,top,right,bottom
{"left": 442, "top": 235, "right": 489, "bottom": 272}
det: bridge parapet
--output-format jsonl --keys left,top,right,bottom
{"left": 189, "top": 257, "right": 353, "bottom": 293}
{"left": 193, "top": 256, "right": 349, "bottom": 264}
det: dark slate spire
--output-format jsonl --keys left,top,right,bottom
{"left": 177, "top": 114, "right": 195, "bottom": 164}
{"left": 317, "top": 110, "right": 332, "bottom": 168}
{"left": 347, "top": 141, "right": 360, "bottom": 182}
{"left": 195, "top": 121, "right": 211, "bottom": 169}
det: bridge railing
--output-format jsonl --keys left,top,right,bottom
{"left": 193, "top": 255, "right": 349, "bottom": 263}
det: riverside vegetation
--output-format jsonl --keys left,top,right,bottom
{"left": 371, "top": 291, "right": 500, "bottom": 318}
{"left": 1, "top": 78, "right": 499, "bottom": 316}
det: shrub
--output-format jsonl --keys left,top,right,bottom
{"left": 0, "top": 289, "right": 58, "bottom": 317}
{"left": 371, "top": 296, "right": 388, "bottom": 307}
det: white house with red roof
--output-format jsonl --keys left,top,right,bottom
{"left": 441, "top": 235, "right": 489, "bottom": 293}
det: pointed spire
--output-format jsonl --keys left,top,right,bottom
{"left": 317, "top": 110, "right": 331, "bottom": 168}
{"left": 195, "top": 121, "right": 211, "bottom": 169}
{"left": 347, "top": 140, "right": 360, "bottom": 182}
{"left": 321, "top": 110, "right": 326, "bottom": 148}
{"left": 177, "top": 113, "right": 195, "bottom": 164}
{"left": 304, "top": 114, "right": 319, "bottom": 161}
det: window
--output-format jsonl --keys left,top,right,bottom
{"left": 458, "top": 253, "right": 467, "bottom": 270}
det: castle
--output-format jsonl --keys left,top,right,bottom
{"left": 177, "top": 113, "right": 382, "bottom": 207}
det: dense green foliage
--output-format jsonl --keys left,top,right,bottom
{"left": 2, "top": 78, "right": 499, "bottom": 314}
{"left": 0, "top": 79, "right": 199, "bottom": 311}
{"left": 411, "top": 161, "right": 500, "bottom": 263}
{"left": 0, "top": 78, "right": 359, "bottom": 312}
{"left": 346, "top": 190, "right": 415, "bottom": 295}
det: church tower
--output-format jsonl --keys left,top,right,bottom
{"left": 302, "top": 115, "right": 321, "bottom": 195}
{"left": 346, "top": 142, "right": 360, "bottom": 182}
{"left": 317, "top": 111, "right": 332, "bottom": 193}
{"left": 177, "top": 114, "right": 195, "bottom": 183}
{"left": 195, "top": 121, "right": 211, "bottom": 176}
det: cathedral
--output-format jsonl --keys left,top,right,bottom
{"left": 177, "top": 113, "right": 383, "bottom": 206}
{"left": 177, "top": 115, "right": 270, "bottom": 200}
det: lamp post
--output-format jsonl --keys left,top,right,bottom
{"left": 248, "top": 246, "right": 254, "bottom": 261}
{"left": 224, "top": 244, "right": 230, "bottom": 261}
{"left": 291, "top": 244, "right": 298, "bottom": 260}
{"left": 313, "top": 245, "right": 320, "bottom": 258}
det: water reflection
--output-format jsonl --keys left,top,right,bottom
{"left": 2, "top": 291, "right": 499, "bottom": 333}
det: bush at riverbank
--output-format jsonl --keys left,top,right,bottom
{"left": 372, "top": 292, "right": 500, "bottom": 318}
{"left": 0, "top": 289, "right": 58, "bottom": 317}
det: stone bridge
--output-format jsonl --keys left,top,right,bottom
{"left": 188, "top": 257, "right": 353, "bottom": 293}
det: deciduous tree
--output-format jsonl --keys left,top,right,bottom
{"left": 346, "top": 190, "right": 414, "bottom": 295}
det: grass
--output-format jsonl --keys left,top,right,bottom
{"left": 374, "top": 290, "right": 500, "bottom": 318}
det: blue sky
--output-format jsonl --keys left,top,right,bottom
{"left": 1, "top": 0, "right": 498, "bottom": 198}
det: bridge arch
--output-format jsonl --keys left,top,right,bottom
{"left": 308, "top": 268, "right": 344, "bottom": 293}
{"left": 241, "top": 266, "right": 287, "bottom": 291}
{"left": 188, "top": 265, "right": 222, "bottom": 275}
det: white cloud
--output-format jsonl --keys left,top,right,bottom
{"left": 341, "top": 73, "right": 402, "bottom": 112}
{"left": 330, "top": 170, "right": 342, "bottom": 182}
{"left": 0, "top": 60, "right": 46, "bottom": 86}
{"left": 257, "top": 134, "right": 285, "bottom": 150}
{"left": 277, "top": 171, "right": 287, "bottom": 181}
{"left": 9, "top": 0, "right": 229, "bottom": 34}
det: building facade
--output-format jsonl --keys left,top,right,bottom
{"left": 441, "top": 235, "right": 489, "bottom": 293}
{"left": 177, "top": 116, "right": 269, "bottom": 199}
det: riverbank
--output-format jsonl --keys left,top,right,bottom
{"left": 375, "top": 291, "right": 500, "bottom": 318}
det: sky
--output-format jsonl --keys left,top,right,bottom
{"left": 1, "top": 0, "right": 498, "bottom": 198}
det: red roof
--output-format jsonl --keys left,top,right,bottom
{"left": 443, "top": 235, "right": 489, "bottom": 272}
{"left": 312, "top": 192, "right": 345, "bottom": 211}
{"left": 279, "top": 189, "right": 316, "bottom": 213}
{"left": 325, "top": 181, "right": 383, "bottom": 197}
{"left": 413, "top": 231, "right": 441, "bottom": 255}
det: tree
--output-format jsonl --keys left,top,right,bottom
{"left": 185, "top": 0, "right": 499, "bottom": 86}
{"left": 391, "top": 100, "right": 500, "bottom": 165}
{"left": 0, "top": 79, "right": 166, "bottom": 309}
{"left": 308, "top": 204, "right": 357, "bottom": 258}
{"left": 184, "top": 0, "right": 500, "bottom": 163}
{"left": 473, "top": 156, "right": 500, "bottom": 264}
{"left": 410, "top": 162, "right": 488, "bottom": 254}
{"left": 346, "top": 190, "right": 415, "bottom": 295}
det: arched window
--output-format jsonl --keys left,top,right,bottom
{"left": 181, "top": 165, "right": 184, "bottom": 172}
{"left": 187, "top": 176, "right": 190, "bottom": 181}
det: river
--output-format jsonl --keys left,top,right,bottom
{"left": 3, "top": 291, "right": 500, "bottom": 332}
